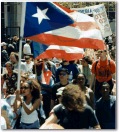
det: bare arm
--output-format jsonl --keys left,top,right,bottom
{"left": 50, "top": 99, "right": 55, "bottom": 110}
{"left": 40, "top": 112, "right": 58, "bottom": 129}
{"left": 89, "top": 90, "right": 95, "bottom": 110}
{"left": 22, "top": 98, "right": 41, "bottom": 115}
{"left": 89, "top": 73, "right": 95, "bottom": 92}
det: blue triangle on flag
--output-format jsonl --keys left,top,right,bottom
{"left": 24, "top": 2, "right": 74, "bottom": 37}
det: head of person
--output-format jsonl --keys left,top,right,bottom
{"left": 26, "top": 39, "right": 31, "bottom": 44}
{"left": 10, "top": 52, "right": 19, "bottom": 64}
{"left": 24, "top": 55, "right": 31, "bottom": 63}
{"left": 81, "top": 56, "right": 92, "bottom": 66}
{"left": 2, "top": 42, "right": 7, "bottom": 49}
{"left": 20, "top": 73, "right": 29, "bottom": 94}
{"left": 75, "top": 73, "right": 87, "bottom": 87}
{"left": 20, "top": 79, "right": 41, "bottom": 99}
{"left": 100, "top": 82, "right": 110, "bottom": 98}
{"left": 61, "top": 84, "right": 86, "bottom": 112}
{"left": 5, "top": 61, "right": 14, "bottom": 72}
{"left": 13, "top": 35, "right": 19, "bottom": 41}
{"left": 97, "top": 49, "right": 107, "bottom": 58}
{"left": 58, "top": 68, "right": 69, "bottom": 82}
{"left": 62, "top": 59, "right": 69, "bottom": 65}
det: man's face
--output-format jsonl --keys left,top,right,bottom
{"left": 97, "top": 50, "right": 107, "bottom": 57}
{"left": 59, "top": 72, "right": 68, "bottom": 81}
{"left": 10, "top": 55, "right": 17, "bottom": 64}
{"left": 100, "top": 85, "right": 110, "bottom": 97}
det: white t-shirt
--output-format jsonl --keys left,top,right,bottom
{"left": 23, "top": 43, "right": 31, "bottom": 54}
{"left": 24, "top": 61, "right": 34, "bottom": 74}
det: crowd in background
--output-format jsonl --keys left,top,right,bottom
{"left": 1, "top": 33, "right": 116, "bottom": 129}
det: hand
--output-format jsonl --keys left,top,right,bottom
{"left": 15, "top": 90, "right": 22, "bottom": 101}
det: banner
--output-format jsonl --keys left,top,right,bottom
{"left": 71, "top": 6, "right": 93, "bottom": 14}
{"left": 92, "top": 4, "right": 112, "bottom": 38}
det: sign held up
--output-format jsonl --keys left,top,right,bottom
{"left": 92, "top": 4, "right": 112, "bottom": 38}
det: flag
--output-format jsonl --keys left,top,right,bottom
{"left": 23, "top": 2, "right": 105, "bottom": 50}
{"left": 31, "top": 41, "right": 48, "bottom": 58}
{"left": 41, "top": 70, "right": 52, "bottom": 85}
{"left": 41, "top": 62, "right": 52, "bottom": 85}
{"left": 36, "top": 45, "right": 84, "bottom": 61}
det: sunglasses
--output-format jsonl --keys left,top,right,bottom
{"left": 98, "top": 50, "right": 106, "bottom": 53}
{"left": 20, "top": 86, "right": 29, "bottom": 90}
{"left": 59, "top": 73, "right": 67, "bottom": 76}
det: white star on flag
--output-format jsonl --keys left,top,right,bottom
{"left": 32, "top": 7, "right": 50, "bottom": 24}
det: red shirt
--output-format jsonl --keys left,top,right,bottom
{"left": 91, "top": 59, "right": 116, "bottom": 82}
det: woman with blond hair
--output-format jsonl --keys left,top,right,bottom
{"left": 40, "top": 84, "right": 100, "bottom": 129}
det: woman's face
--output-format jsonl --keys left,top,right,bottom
{"left": 20, "top": 82, "right": 31, "bottom": 96}
{"left": 77, "top": 74, "right": 85, "bottom": 86}
{"left": 6, "top": 64, "right": 13, "bottom": 72}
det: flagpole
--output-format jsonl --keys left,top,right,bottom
{"left": 17, "top": 2, "right": 26, "bottom": 90}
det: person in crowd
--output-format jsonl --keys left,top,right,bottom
{"left": 23, "top": 55, "right": 34, "bottom": 78}
{"left": 33, "top": 59, "right": 54, "bottom": 118}
{"left": 95, "top": 82, "right": 116, "bottom": 129}
{"left": 78, "top": 56, "right": 92, "bottom": 87}
{"left": 12, "top": 35, "right": 19, "bottom": 52}
{"left": 45, "top": 59, "right": 57, "bottom": 82}
{"left": 73, "top": 73, "right": 95, "bottom": 109}
{"left": 9, "top": 52, "right": 26, "bottom": 74}
{"left": 23, "top": 39, "right": 31, "bottom": 57}
{"left": 1, "top": 99, "right": 14, "bottom": 129}
{"left": 1, "top": 42, "right": 9, "bottom": 67}
{"left": 2, "top": 61, "right": 18, "bottom": 98}
{"left": 51, "top": 68, "right": 69, "bottom": 109}
{"left": 40, "top": 84, "right": 101, "bottom": 129}
{"left": 90, "top": 49, "right": 116, "bottom": 100}
{"left": 55, "top": 60, "right": 80, "bottom": 83}
{"left": 13, "top": 79, "right": 41, "bottom": 129}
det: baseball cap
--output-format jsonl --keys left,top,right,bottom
{"left": 59, "top": 68, "right": 69, "bottom": 75}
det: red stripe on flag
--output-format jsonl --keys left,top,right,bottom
{"left": 27, "top": 34, "right": 105, "bottom": 50}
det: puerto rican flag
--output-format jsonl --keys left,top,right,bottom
{"left": 23, "top": 2, "right": 105, "bottom": 50}
{"left": 41, "top": 62, "right": 52, "bottom": 85}
{"left": 36, "top": 45, "right": 84, "bottom": 61}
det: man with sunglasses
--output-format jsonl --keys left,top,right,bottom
{"left": 90, "top": 49, "right": 116, "bottom": 101}
{"left": 51, "top": 68, "right": 69, "bottom": 109}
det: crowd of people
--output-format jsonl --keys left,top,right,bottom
{"left": 1, "top": 33, "right": 116, "bottom": 129}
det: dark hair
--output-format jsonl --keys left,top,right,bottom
{"left": 74, "top": 73, "right": 88, "bottom": 86}
{"left": 25, "top": 56, "right": 30, "bottom": 60}
{"left": 59, "top": 68, "right": 69, "bottom": 75}
{"left": 26, "top": 39, "right": 31, "bottom": 43}
{"left": 23, "top": 79, "right": 41, "bottom": 101}
{"left": 101, "top": 82, "right": 110, "bottom": 89}
{"left": 82, "top": 56, "right": 92, "bottom": 65}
